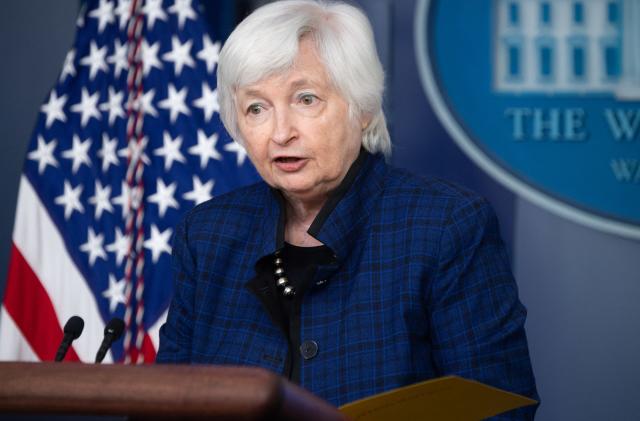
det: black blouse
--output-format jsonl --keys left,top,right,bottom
{"left": 265, "top": 242, "right": 333, "bottom": 383}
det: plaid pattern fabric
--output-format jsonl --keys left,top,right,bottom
{"left": 157, "top": 152, "right": 538, "bottom": 419}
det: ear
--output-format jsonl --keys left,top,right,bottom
{"left": 360, "top": 113, "right": 373, "bottom": 131}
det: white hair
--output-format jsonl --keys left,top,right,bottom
{"left": 217, "top": 0, "right": 391, "bottom": 157}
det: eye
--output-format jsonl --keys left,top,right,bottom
{"left": 247, "top": 104, "right": 263, "bottom": 115}
{"left": 299, "top": 93, "right": 318, "bottom": 106}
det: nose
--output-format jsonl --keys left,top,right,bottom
{"left": 270, "top": 107, "right": 296, "bottom": 145}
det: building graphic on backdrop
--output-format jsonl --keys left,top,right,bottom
{"left": 416, "top": 0, "right": 640, "bottom": 240}
{"left": 494, "top": 0, "right": 640, "bottom": 99}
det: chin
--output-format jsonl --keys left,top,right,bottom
{"left": 278, "top": 183, "right": 313, "bottom": 195}
{"left": 272, "top": 176, "right": 312, "bottom": 192}
{"left": 278, "top": 180, "right": 323, "bottom": 197}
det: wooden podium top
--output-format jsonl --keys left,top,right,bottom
{"left": 0, "top": 362, "right": 346, "bottom": 421}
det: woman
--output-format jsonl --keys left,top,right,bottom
{"left": 157, "top": 0, "right": 538, "bottom": 417}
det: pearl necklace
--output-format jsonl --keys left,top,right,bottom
{"left": 273, "top": 252, "right": 295, "bottom": 298}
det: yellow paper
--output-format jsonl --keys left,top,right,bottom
{"left": 339, "top": 376, "right": 537, "bottom": 421}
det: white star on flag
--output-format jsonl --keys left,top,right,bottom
{"left": 193, "top": 82, "right": 219, "bottom": 122}
{"left": 141, "top": 40, "right": 163, "bottom": 77}
{"left": 88, "top": 0, "right": 115, "bottom": 33}
{"left": 80, "top": 227, "right": 107, "bottom": 266}
{"left": 189, "top": 130, "right": 221, "bottom": 168}
{"left": 143, "top": 0, "right": 168, "bottom": 30}
{"left": 97, "top": 133, "right": 119, "bottom": 172}
{"left": 113, "top": 183, "right": 143, "bottom": 218}
{"left": 158, "top": 84, "right": 190, "bottom": 123}
{"left": 148, "top": 179, "right": 179, "bottom": 218}
{"left": 112, "top": 181, "right": 133, "bottom": 218}
{"left": 134, "top": 88, "right": 158, "bottom": 117}
{"left": 196, "top": 35, "right": 220, "bottom": 73}
{"left": 107, "top": 39, "right": 128, "bottom": 78}
{"left": 70, "top": 88, "right": 101, "bottom": 127}
{"left": 118, "top": 137, "right": 150, "bottom": 166}
{"left": 163, "top": 36, "right": 195, "bottom": 77}
{"left": 114, "top": 0, "right": 132, "bottom": 30}
{"left": 154, "top": 132, "right": 186, "bottom": 170}
{"left": 61, "top": 135, "right": 92, "bottom": 174}
{"left": 60, "top": 49, "right": 76, "bottom": 81}
{"left": 28, "top": 136, "right": 58, "bottom": 174}
{"left": 88, "top": 180, "right": 114, "bottom": 219}
{"left": 102, "top": 274, "right": 127, "bottom": 313}
{"left": 54, "top": 180, "right": 85, "bottom": 220}
{"left": 80, "top": 41, "right": 109, "bottom": 80}
{"left": 76, "top": 1, "right": 87, "bottom": 27}
{"left": 168, "top": 0, "right": 197, "bottom": 29}
{"left": 183, "top": 175, "right": 214, "bottom": 205}
{"left": 106, "top": 227, "right": 130, "bottom": 266}
{"left": 40, "top": 90, "right": 67, "bottom": 128}
{"left": 224, "top": 141, "right": 249, "bottom": 166}
{"left": 144, "top": 225, "right": 173, "bottom": 263}
{"left": 134, "top": 88, "right": 158, "bottom": 118}
{"left": 100, "top": 87, "right": 125, "bottom": 125}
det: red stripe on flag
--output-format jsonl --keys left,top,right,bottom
{"left": 122, "top": 332, "right": 157, "bottom": 364}
{"left": 141, "top": 332, "right": 157, "bottom": 363}
{"left": 4, "top": 244, "right": 80, "bottom": 362}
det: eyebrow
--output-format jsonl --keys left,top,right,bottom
{"left": 240, "top": 88, "right": 263, "bottom": 98}
{"left": 289, "top": 78, "right": 318, "bottom": 90}
{"left": 239, "top": 78, "right": 323, "bottom": 99}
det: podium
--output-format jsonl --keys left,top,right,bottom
{"left": 0, "top": 362, "right": 346, "bottom": 420}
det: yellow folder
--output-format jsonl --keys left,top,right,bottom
{"left": 339, "top": 376, "right": 537, "bottom": 421}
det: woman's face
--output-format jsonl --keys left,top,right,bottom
{"left": 235, "top": 38, "right": 365, "bottom": 204}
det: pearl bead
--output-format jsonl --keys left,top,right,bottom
{"left": 283, "top": 286, "right": 295, "bottom": 296}
{"left": 274, "top": 267, "right": 284, "bottom": 276}
{"left": 277, "top": 277, "right": 288, "bottom": 287}
{"left": 274, "top": 257, "right": 283, "bottom": 265}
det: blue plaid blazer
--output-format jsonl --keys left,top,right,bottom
{"left": 157, "top": 152, "right": 538, "bottom": 418}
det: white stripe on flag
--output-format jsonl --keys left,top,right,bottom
{"left": 13, "top": 176, "right": 112, "bottom": 363}
{"left": 0, "top": 306, "right": 39, "bottom": 362}
{"left": 148, "top": 308, "right": 168, "bottom": 352}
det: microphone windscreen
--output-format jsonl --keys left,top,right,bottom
{"left": 104, "top": 318, "right": 125, "bottom": 340}
{"left": 63, "top": 316, "right": 85, "bottom": 339}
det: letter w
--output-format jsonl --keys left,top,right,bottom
{"left": 605, "top": 109, "right": 640, "bottom": 141}
{"left": 610, "top": 159, "right": 640, "bottom": 182}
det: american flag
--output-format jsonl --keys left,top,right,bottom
{"left": 0, "top": 0, "right": 258, "bottom": 364}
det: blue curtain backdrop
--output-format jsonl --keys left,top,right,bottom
{"left": 1, "top": 1, "right": 639, "bottom": 420}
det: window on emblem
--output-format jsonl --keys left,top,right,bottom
{"left": 573, "top": 2, "right": 584, "bottom": 25}
{"left": 539, "top": 45, "right": 553, "bottom": 78}
{"left": 509, "top": 2, "right": 519, "bottom": 26}
{"left": 572, "top": 46, "right": 585, "bottom": 79}
{"left": 604, "top": 45, "right": 620, "bottom": 78}
{"left": 508, "top": 45, "right": 520, "bottom": 77}
{"left": 540, "top": 2, "right": 552, "bottom": 25}
{"left": 607, "top": 2, "right": 619, "bottom": 24}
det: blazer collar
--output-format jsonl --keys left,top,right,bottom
{"left": 254, "top": 150, "right": 388, "bottom": 263}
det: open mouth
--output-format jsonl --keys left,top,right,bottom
{"left": 275, "top": 157, "right": 303, "bottom": 163}
{"left": 273, "top": 156, "right": 308, "bottom": 171}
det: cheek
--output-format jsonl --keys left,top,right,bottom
{"left": 245, "top": 142, "right": 268, "bottom": 172}
{"left": 239, "top": 125, "right": 267, "bottom": 156}
{"left": 319, "top": 116, "right": 360, "bottom": 156}
{"left": 244, "top": 143, "right": 275, "bottom": 185}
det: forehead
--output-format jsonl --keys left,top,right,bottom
{"left": 238, "top": 38, "right": 333, "bottom": 97}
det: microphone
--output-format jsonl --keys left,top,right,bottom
{"left": 95, "top": 318, "right": 125, "bottom": 363}
{"left": 54, "top": 316, "right": 84, "bottom": 362}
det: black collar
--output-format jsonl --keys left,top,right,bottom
{"left": 253, "top": 148, "right": 387, "bottom": 264}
